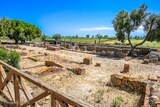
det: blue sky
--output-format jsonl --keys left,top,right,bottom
{"left": 0, "top": 0, "right": 160, "bottom": 37}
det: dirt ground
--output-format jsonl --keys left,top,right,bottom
{"left": 16, "top": 45, "right": 160, "bottom": 107}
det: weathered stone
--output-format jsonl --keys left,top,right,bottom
{"left": 38, "top": 67, "right": 62, "bottom": 76}
{"left": 142, "top": 59, "right": 149, "bottom": 64}
{"left": 121, "top": 64, "right": 129, "bottom": 73}
{"left": 44, "top": 52, "right": 49, "bottom": 56}
{"left": 148, "top": 75, "right": 158, "bottom": 81}
{"left": 144, "top": 54, "right": 149, "bottom": 59}
{"left": 106, "top": 51, "right": 114, "bottom": 56}
{"left": 111, "top": 74, "right": 147, "bottom": 94}
{"left": 124, "top": 57, "right": 132, "bottom": 61}
{"left": 156, "top": 62, "right": 160, "bottom": 65}
{"left": 28, "top": 57, "right": 38, "bottom": 62}
{"left": 150, "top": 96, "right": 159, "bottom": 102}
{"left": 38, "top": 52, "right": 43, "bottom": 54}
{"left": 95, "top": 63, "right": 101, "bottom": 67}
{"left": 45, "top": 61, "right": 63, "bottom": 67}
{"left": 83, "top": 57, "right": 92, "bottom": 65}
{"left": 149, "top": 51, "right": 160, "bottom": 63}
{"left": 149, "top": 48, "right": 158, "bottom": 52}
{"left": 20, "top": 47, "right": 26, "bottom": 50}
{"left": 21, "top": 52, "right": 27, "bottom": 56}
{"left": 73, "top": 68, "right": 86, "bottom": 75}
{"left": 47, "top": 46, "right": 60, "bottom": 51}
{"left": 29, "top": 50, "right": 34, "bottom": 52}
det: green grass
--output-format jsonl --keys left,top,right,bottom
{"left": 1, "top": 36, "right": 160, "bottom": 48}
{"left": 61, "top": 38, "right": 160, "bottom": 48}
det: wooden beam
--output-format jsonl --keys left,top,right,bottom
{"left": 0, "top": 65, "right": 15, "bottom": 102}
{"left": 51, "top": 94, "right": 59, "bottom": 107}
{"left": 0, "top": 72, "right": 2, "bottom": 87}
{"left": 19, "top": 77, "right": 39, "bottom": 107}
{"left": 21, "top": 91, "right": 49, "bottom": 107}
{"left": 20, "top": 77, "right": 33, "bottom": 100}
{"left": 0, "top": 71, "right": 13, "bottom": 91}
{"left": 57, "top": 99, "right": 69, "bottom": 107}
{"left": 14, "top": 74, "right": 20, "bottom": 107}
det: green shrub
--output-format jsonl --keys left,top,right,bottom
{"left": 112, "top": 96, "right": 123, "bottom": 107}
{"left": 0, "top": 48, "right": 20, "bottom": 69}
{"left": 0, "top": 48, "right": 8, "bottom": 62}
{"left": 8, "top": 50, "right": 20, "bottom": 69}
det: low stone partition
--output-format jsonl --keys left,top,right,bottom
{"left": 111, "top": 74, "right": 147, "bottom": 94}
{"left": 2, "top": 45, "right": 19, "bottom": 49}
{"left": 76, "top": 44, "right": 151, "bottom": 57}
{"left": 45, "top": 61, "right": 63, "bottom": 67}
{"left": 47, "top": 46, "right": 60, "bottom": 51}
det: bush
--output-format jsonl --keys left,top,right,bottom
{"left": 112, "top": 96, "right": 123, "bottom": 107}
{"left": 0, "top": 48, "right": 20, "bottom": 69}
{"left": 0, "top": 48, "right": 8, "bottom": 62}
{"left": 94, "top": 89, "right": 104, "bottom": 103}
{"left": 8, "top": 50, "right": 20, "bottom": 69}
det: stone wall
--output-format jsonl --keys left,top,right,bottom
{"left": 47, "top": 46, "right": 60, "bottom": 51}
{"left": 77, "top": 44, "right": 150, "bottom": 57}
{"left": 111, "top": 74, "right": 147, "bottom": 94}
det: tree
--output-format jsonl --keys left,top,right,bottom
{"left": 41, "top": 34, "right": 47, "bottom": 42}
{"left": 113, "top": 4, "right": 160, "bottom": 56}
{"left": 0, "top": 18, "right": 42, "bottom": 44}
{"left": 86, "top": 34, "right": 90, "bottom": 38}
{"left": 52, "top": 34, "right": 61, "bottom": 41}
{"left": 104, "top": 35, "right": 109, "bottom": 38}
{"left": 76, "top": 35, "right": 78, "bottom": 38}
{"left": 96, "top": 34, "right": 102, "bottom": 43}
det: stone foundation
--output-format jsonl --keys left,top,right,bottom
{"left": 111, "top": 74, "right": 147, "bottom": 94}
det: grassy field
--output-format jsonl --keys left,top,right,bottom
{"left": 60, "top": 37, "right": 160, "bottom": 48}
{"left": 1, "top": 36, "right": 160, "bottom": 48}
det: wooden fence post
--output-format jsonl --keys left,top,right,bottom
{"left": 14, "top": 74, "right": 20, "bottom": 107}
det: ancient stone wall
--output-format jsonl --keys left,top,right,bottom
{"left": 111, "top": 74, "right": 147, "bottom": 94}
{"left": 77, "top": 44, "right": 150, "bottom": 57}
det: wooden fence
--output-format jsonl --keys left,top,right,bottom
{"left": 0, "top": 60, "right": 92, "bottom": 107}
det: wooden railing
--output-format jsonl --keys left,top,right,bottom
{"left": 0, "top": 60, "right": 92, "bottom": 107}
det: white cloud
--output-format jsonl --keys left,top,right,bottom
{"left": 79, "top": 27, "right": 114, "bottom": 31}
{"left": 135, "top": 25, "right": 144, "bottom": 34}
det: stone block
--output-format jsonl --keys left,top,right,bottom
{"left": 21, "top": 52, "right": 27, "bottom": 56}
{"left": 45, "top": 61, "right": 63, "bottom": 67}
{"left": 83, "top": 57, "right": 92, "bottom": 65}
{"left": 47, "top": 46, "right": 60, "bottom": 51}
{"left": 121, "top": 64, "right": 129, "bottom": 73}
{"left": 142, "top": 59, "right": 149, "bottom": 64}
{"left": 95, "top": 63, "right": 101, "bottom": 67}
{"left": 73, "top": 68, "right": 86, "bottom": 75}
{"left": 28, "top": 57, "right": 38, "bottom": 62}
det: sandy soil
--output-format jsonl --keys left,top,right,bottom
{"left": 17, "top": 45, "right": 160, "bottom": 107}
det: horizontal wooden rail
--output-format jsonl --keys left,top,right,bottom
{"left": 0, "top": 60, "right": 92, "bottom": 107}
